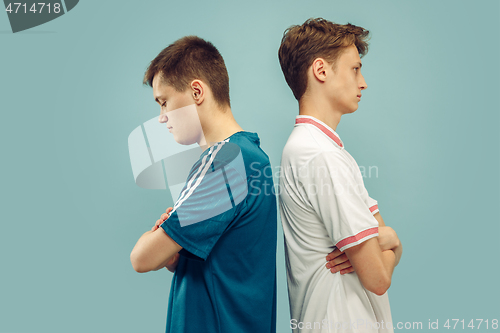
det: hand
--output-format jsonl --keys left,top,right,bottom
{"left": 165, "top": 253, "right": 180, "bottom": 273}
{"left": 378, "top": 226, "right": 403, "bottom": 266}
{"left": 325, "top": 248, "right": 354, "bottom": 275}
{"left": 377, "top": 226, "right": 400, "bottom": 252}
{"left": 151, "top": 207, "right": 173, "bottom": 232}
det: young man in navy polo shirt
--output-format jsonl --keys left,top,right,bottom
{"left": 130, "top": 36, "right": 277, "bottom": 333}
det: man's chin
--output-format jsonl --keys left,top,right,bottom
{"left": 349, "top": 103, "right": 360, "bottom": 113}
{"left": 343, "top": 108, "right": 358, "bottom": 115}
{"left": 174, "top": 136, "right": 198, "bottom": 146}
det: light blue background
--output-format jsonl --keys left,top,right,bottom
{"left": 1, "top": 1, "right": 499, "bottom": 332}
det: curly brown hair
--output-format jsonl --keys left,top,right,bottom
{"left": 143, "top": 36, "right": 230, "bottom": 107}
{"left": 278, "top": 18, "right": 370, "bottom": 100}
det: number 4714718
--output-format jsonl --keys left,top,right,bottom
{"left": 444, "top": 319, "right": 498, "bottom": 330}
{"left": 5, "top": 3, "right": 61, "bottom": 14}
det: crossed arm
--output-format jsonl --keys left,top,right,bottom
{"left": 130, "top": 208, "right": 182, "bottom": 273}
{"left": 133, "top": 207, "right": 403, "bottom": 287}
{"left": 326, "top": 212, "right": 403, "bottom": 295}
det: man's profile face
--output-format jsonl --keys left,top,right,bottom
{"left": 326, "top": 44, "right": 368, "bottom": 114}
{"left": 152, "top": 75, "right": 204, "bottom": 146}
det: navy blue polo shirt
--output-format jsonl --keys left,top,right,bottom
{"left": 160, "top": 131, "right": 277, "bottom": 333}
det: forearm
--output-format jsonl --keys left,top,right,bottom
{"left": 381, "top": 249, "right": 396, "bottom": 281}
{"left": 136, "top": 230, "right": 153, "bottom": 244}
{"left": 131, "top": 231, "right": 160, "bottom": 272}
{"left": 152, "top": 255, "right": 172, "bottom": 271}
{"left": 130, "top": 228, "right": 181, "bottom": 273}
{"left": 346, "top": 238, "right": 395, "bottom": 295}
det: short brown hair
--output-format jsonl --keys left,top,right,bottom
{"left": 278, "top": 18, "right": 369, "bottom": 100}
{"left": 143, "top": 36, "right": 230, "bottom": 107}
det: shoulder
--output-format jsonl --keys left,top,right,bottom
{"left": 283, "top": 125, "right": 319, "bottom": 154}
{"left": 222, "top": 132, "right": 271, "bottom": 176}
{"left": 294, "top": 150, "right": 356, "bottom": 189}
{"left": 283, "top": 125, "right": 344, "bottom": 165}
{"left": 308, "top": 149, "right": 349, "bottom": 166}
{"left": 283, "top": 132, "right": 346, "bottom": 170}
{"left": 310, "top": 150, "right": 355, "bottom": 174}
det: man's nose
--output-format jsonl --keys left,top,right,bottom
{"left": 359, "top": 74, "right": 367, "bottom": 90}
{"left": 159, "top": 112, "right": 168, "bottom": 123}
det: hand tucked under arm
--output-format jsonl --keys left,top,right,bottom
{"left": 325, "top": 212, "right": 403, "bottom": 274}
{"left": 326, "top": 248, "right": 354, "bottom": 275}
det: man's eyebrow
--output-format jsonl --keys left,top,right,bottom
{"left": 356, "top": 62, "right": 363, "bottom": 68}
{"left": 154, "top": 96, "right": 163, "bottom": 104}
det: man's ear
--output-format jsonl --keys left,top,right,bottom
{"left": 311, "top": 58, "right": 328, "bottom": 83}
{"left": 190, "top": 80, "right": 205, "bottom": 105}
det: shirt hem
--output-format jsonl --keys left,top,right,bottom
{"left": 160, "top": 222, "right": 209, "bottom": 261}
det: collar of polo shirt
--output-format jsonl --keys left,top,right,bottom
{"left": 295, "top": 115, "right": 344, "bottom": 149}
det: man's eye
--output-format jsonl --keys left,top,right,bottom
{"left": 162, "top": 102, "right": 167, "bottom": 107}
{"left": 354, "top": 67, "right": 359, "bottom": 72}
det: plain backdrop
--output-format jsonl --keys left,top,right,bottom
{"left": 1, "top": 0, "right": 499, "bottom": 332}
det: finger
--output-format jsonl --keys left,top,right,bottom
{"left": 340, "top": 267, "right": 355, "bottom": 275}
{"left": 326, "top": 254, "right": 349, "bottom": 268}
{"left": 330, "top": 260, "right": 353, "bottom": 274}
{"left": 161, "top": 213, "right": 170, "bottom": 221}
{"left": 326, "top": 248, "right": 342, "bottom": 261}
{"left": 155, "top": 219, "right": 163, "bottom": 227}
{"left": 166, "top": 207, "right": 173, "bottom": 214}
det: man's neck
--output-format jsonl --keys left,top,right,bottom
{"left": 200, "top": 107, "right": 243, "bottom": 148}
{"left": 298, "top": 95, "right": 342, "bottom": 131}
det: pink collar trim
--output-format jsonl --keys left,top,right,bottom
{"left": 295, "top": 115, "right": 344, "bottom": 148}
